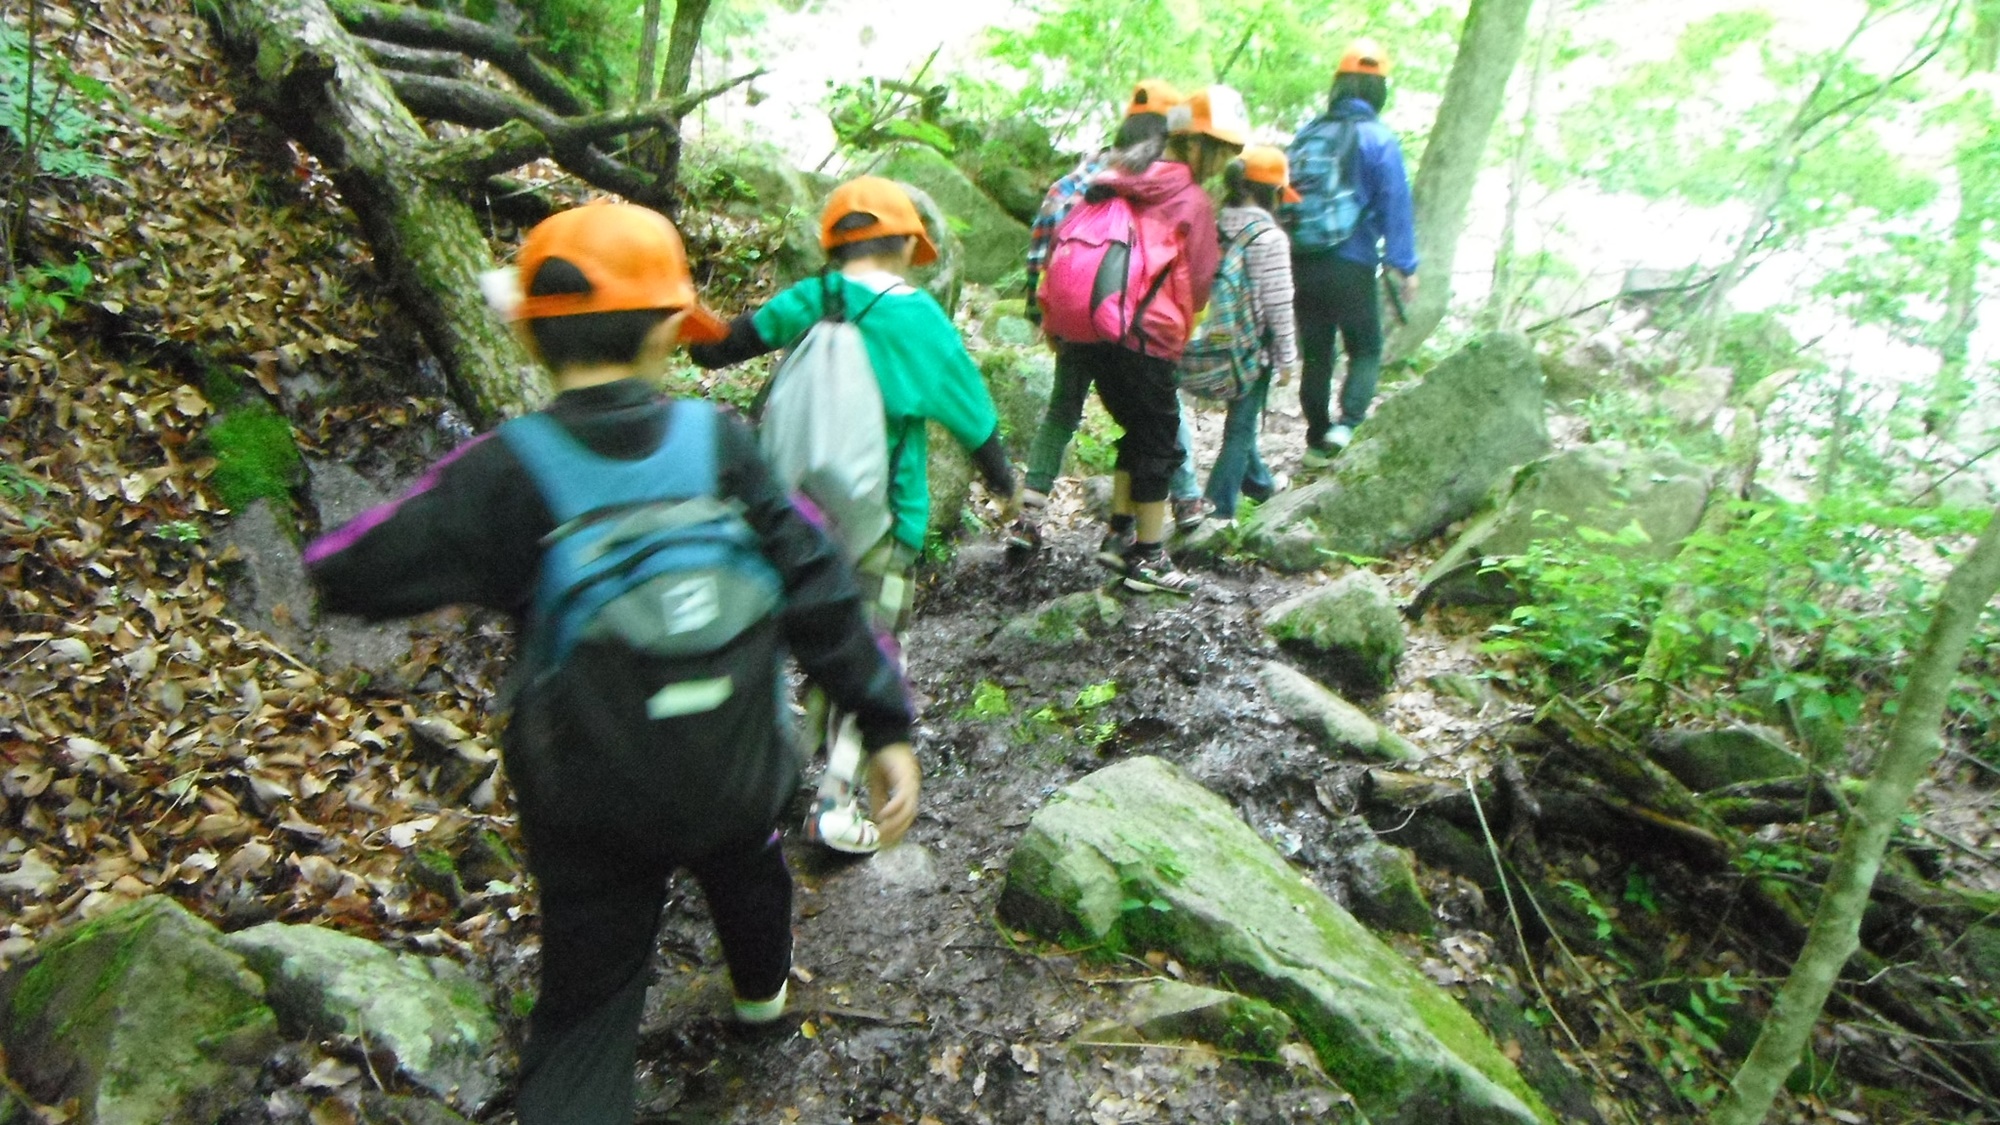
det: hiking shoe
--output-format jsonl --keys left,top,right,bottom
{"left": 1122, "top": 552, "right": 1201, "bottom": 596}
{"left": 733, "top": 980, "right": 788, "bottom": 1025}
{"left": 805, "top": 796, "right": 882, "bottom": 855}
{"left": 1094, "top": 527, "right": 1137, "bottom": 573}
{"left": 1003, "top": 516, "right": 1043, "bottom": 556}
{"left": 1328, "top": 424, "right": 1355, "bottom": 449}
{"left": 1301, "top": 442, "right": 1338, "bottom": 469}
{"left": 1172, "top": 496, "right": 1214, "bottom": 531}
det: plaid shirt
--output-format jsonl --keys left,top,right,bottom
{"left": 1023, "top": 152, "right": 1106, "bottom": 317}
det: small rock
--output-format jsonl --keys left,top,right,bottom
{"left": 1262, "top": 571, "right": 1406, "bottom": 697}
{"left": 865, "top": 842, "right": 942, "bottom": 894}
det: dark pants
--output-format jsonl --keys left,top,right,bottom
{"left": 1027, "top": 346, "right": 1200, "bottom": 501}
{"left": 1294, "top": 253, "right": 1384, "bottom": 439}
{"left": 515, "top": 829, "right": 792, "bottom": 1125}
{"left": 1079, "top": 342, "right": 1183, "bottom": 504}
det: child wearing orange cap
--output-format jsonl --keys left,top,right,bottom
{"left": 690, "top": 176, "right": 1018, "bottom": 853}
{"left": 1204, "top": 146, "right": 1303, "bottom": 521}
{"left": 1009, "top": 78, "right": 1215, "bottom": 558}
{"left": 304, "top": 200, "right": 918, "bottom": 1124}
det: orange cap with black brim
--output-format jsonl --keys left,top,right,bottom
{"left": 512, "top": 200, "right": 728, "bottom": 344}
{"left": 819, "top": 176, "right": 939, "bottom": 266}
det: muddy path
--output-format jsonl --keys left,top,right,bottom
{"left": 602, "top": 421, "right": 1531, "bottom": 1124}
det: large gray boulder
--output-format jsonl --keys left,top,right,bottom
{"left": 1000, "top": 757, "right": 1553, "bottom": 1125}
{"left": 879, "top": 145, "right": 1032, "bottom": 287}
{"left": 679, "top": 139, "right": 826, "bottom": 283}
{"left": 0, "top": 896, "right": 278, "bottom": 1124}
{"left": 1238, "top": 333, "right": 1551, "bottom": 572}
{"left": 1262, "top": 571, "right": 1406, "bottom": 697}
{"left": 1647, "top": 725, "right": 1804, "bottom": 792}
{"left": 225, "top": 922, "right": 502, "bottom": 1111}
{"left": 1417, "top": 442, "right": 1712, "bottom": 608}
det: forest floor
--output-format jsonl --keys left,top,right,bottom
{"left": 8, "top": 1, "right": 2000, "bottom": 1122}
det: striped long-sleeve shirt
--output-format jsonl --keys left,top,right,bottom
{"left": 1220, "top": 205, "right": 1300, "bottom": 373}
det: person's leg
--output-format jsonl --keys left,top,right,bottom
{"left": 1203, "top": 387, "right": 1259, "bottom": 519}
{"left": 1330, "top": 258, "right": 1385, "bottom": 431}
{"left": 1023, "top": 346, "right": 1092, "bottom": 496}
{"left": 686, "top": 828, "right": 794, "bottom": 1012}
{"left": 516, "top": 859, "right": 670, "bottom": 1125}
{"left": 808, "top": 536, "right": 914, "bottom": 854}
{"left": 1093, "top": 350, "right": 1199, "bottom": 592}
{"left": 1168, "top": 395, "right": 1200, "bottom": 502}
{"left": 1291, "top": 253, "right": 1341, "bottom": 446}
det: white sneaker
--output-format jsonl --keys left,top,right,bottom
{"left": 1328, "top": 424, "right": 1355, "bottom": 449}
{"left": 805, "top": 797, "right": 882, "bottom": 854}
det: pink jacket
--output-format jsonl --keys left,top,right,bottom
{"left": 1090, "top": 159, "right": 1222, "bottom": 322}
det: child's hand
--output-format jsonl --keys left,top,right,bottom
{"left": 867, "top": 743, "right": 921, "bottom": 846}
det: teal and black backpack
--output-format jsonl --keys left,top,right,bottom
{"left": 497, "top": 399, "right": 796, "bottom": 860}
{"left": 1175, "top": 216, "right": 1272, "bottom": 402}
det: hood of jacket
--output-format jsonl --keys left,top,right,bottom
{"left": 1086, "top": 158, "right": 1199, "bottom": 207}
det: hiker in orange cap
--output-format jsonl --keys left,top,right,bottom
{"left": 690, "top": 176, "right": 1019, "bottom": 855}
{"left": 1284, "top": 37, "right": 1418, "bottom": 462}
{"left": 1008, "top": 77, "right": 1216, "bottom": 559}
{"left": 306, "top": 199, "right": 918, "bottom": 1123}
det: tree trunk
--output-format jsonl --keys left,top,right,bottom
{"left": 1481, "top": 0, "right": 1563, "bottom": 331}
{"left": 1713, "top": 505, "right": 2000, "bottom": 1125}
{"left": 661, "top": 0, "right": 716, "bottom": 103}
{"left": 1386, "top": 0, "right": 1535, "bottom": 360}
{"left": 205, "top": 0, "right": 547, "bottom": 427}
{"left": 1925, "top": 0, "right": 1997, "bottom": 436}
{"left": 633, "top": 0, "right": 664, "bottom": 105}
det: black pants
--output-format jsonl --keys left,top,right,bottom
{"left": 514, "top": 828, "right": 792, "bottom": 1125}
{"left": 1293, "top": 253, "right": 1384, "bottom": 439}
{"left": 1079, "top": 342, "right": 1183, "bottom": 504}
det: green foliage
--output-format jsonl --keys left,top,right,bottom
{"left": 152, "top": 520, "right": 204, "bottom": 544}
{"left": 962, "top": 0, "right": 1462, "bottom": 149}
{"left": 3, "top": 255, "right": 91, "bottom": 326}
{"left": 1555, "top": 878, "right": 1615, "bottom": 941}
{"left": 1071, "top": 399, "right": 1122, "bottom": 477}
{"left": 959, "top": 679, "right": 1012, "bottom": 720}
{"left": 205, "top": 404, "right": 303, "bottom": 512}
{"left": 1485, "top": 497, "right": 2000, "bottom": 734}
{"left": 1024, "top": 678, "right": 1122, "bottom": 749}
{"left": 0, "top": 462, "right": 52, "bottom": 532}
{"left": 0, "top": 20, "right": 119, "bottom": 182}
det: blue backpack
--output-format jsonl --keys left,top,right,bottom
{"left": 1282, "top": 116, "right": 1363, "bottom": 253}
{"left": 498, "top": 399, "right": 783, "bottom": 712}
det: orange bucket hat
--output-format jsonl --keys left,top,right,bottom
{"left": 512, "top": 201, "right": 727, "bottom": 343}
{"left": 1338, "top": 38, "right": 1391, "bottom": 77}
{"left": 1241, "top": 146, "right": 1302, "bottom": 203}
{"left": 820, "top": 176, "right": 939, "bottom": 266}
{"left": 1125, "top": 78, "right": 1185, "bottom": 119}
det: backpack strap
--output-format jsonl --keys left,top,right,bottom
{"left": 501, "top": 399, "right": 718, "bottom": 527}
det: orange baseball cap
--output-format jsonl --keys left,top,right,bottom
{"left": 1241, "top": 146, "right": 1302, "bottom": 204}
{"left": 1338, "top": 38, "right": 1391, "bottom": 77}
{"left": 1166, "top": 85, "right": 1250, "bottom": 148}
{"left": 1125, "top": 78, "right": 1184, "bottom": 119}
{"left": 512, "top": 200, "right": 727, "bottom": 343}
{"left": 820, "top": 176, "right": 939, "bottom": 266}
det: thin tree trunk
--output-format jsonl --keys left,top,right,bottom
{"left": 1712, "top": 505, "right": 2000, "bottom": 1125}
{"left": 1386, "top": 0, "right": 1536, "bottom": 360}
{"left": 633, "top": 0, "right": 663, "bottom": 105}
{"left": 660, "top": 0, "right": 716, "bottom": 102}
{"left": 1482, "top": 0, "right": 1563, "bottom": 330}
{"left": 1926, "top": 0, "right": 1997, "bottom": 435}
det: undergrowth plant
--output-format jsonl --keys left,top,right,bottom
{"left": 1485, "top": 498, "right": 2000, "bottom": 744}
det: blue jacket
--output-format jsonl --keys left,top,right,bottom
{"left": 1293, "top": 99, "right": 1418, "bottom": 274}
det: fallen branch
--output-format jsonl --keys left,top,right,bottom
{"left": 331, "top": 0, "right": 589, "bottom": 115}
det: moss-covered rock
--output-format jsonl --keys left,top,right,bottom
{"left": 975, "top": 345, "right": 1055, "bottom": 448}
{"left": 1646, "top": 725, "right": 1804, "bottom": 792}
{"left": 1340, "top": 836, "right": 1435, "bottom": 936}
{"left": 224, "top": 922, "right": 501, "bottom": 1111}
{"left": 206, "top": 400, "right": 303, "bottom": 513}
{"left": 0, "top": 896, "right": 278, "bottom": 1124}
{"left": 1243, "top": 333, "right": 1550, "bottom": 572}
{"left": 992, "top": 590, "right": 1125, "bottom": 656}
{"left": 1260, "top": 662, "right": 1415, "bottom": 761}
{"left": 1262, "top": 572, "right": 1406, "bottom": 697}
{"left": 1417, "top": 442, "right": 1711, "bottom": 609}
{"left": 880, "top": 145, "right": 1032, "bottom": 288}
{"left": 1126, "top": 980, "right": 1297, "bottom": 1058}
{"left": 1000, "top": 757, "right": 1554, "bottom": 1125}
{"left": 679, "top": 138, "right": 825, "bottom": 283}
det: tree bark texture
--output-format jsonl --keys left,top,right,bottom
{"left": 206, "top": 0, "right": 548, "bottom": 428}
{"left": 1713, "top": 506, "right": 2000, "bottom": 1125}
{"left": 1388, "top": 0, "right": 1535, "bottom": 361}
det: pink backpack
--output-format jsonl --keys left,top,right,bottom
{"left": 1037, "top": 191, "right": 1192, "bottom": 359}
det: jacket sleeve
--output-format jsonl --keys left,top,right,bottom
{"left": 1369, "top": 131, "right": 1419, "bottom": 275}
{"left": 687, "top": 313, "right": 773, "bottom": 369}
{"left": 303, "top": 434, "right": 546, "bottom": 620}
{"left": 715, "top": 410, "right": 915, "bottom": 750}
{"left": 1248, "top": 224, "right": 1299, "bottom": 370}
